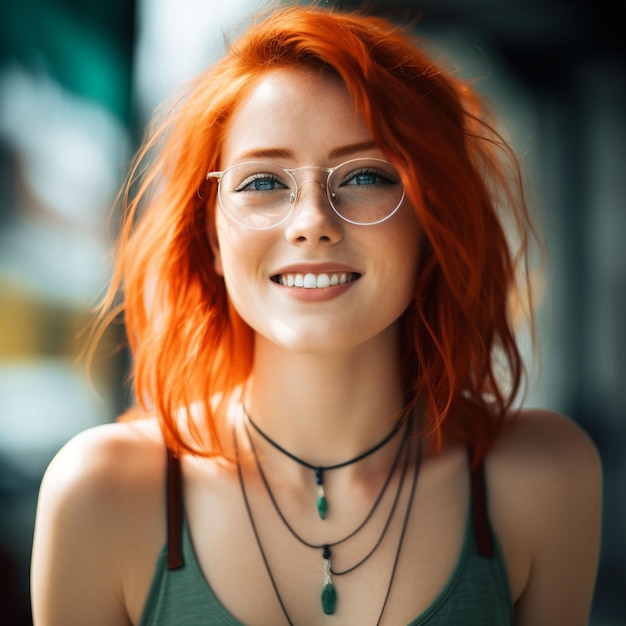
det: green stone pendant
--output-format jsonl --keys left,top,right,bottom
{"left": 321, "top": 546, "right": 336, "bottom": 614}
{"left": 315, "top": 469, "right": 327, "bottom": 520}
{"left": 317, "top": 488, "right": 328, "bottom": 519}
{"left": 321, "top": 583, "right": 337, "bottom": 615}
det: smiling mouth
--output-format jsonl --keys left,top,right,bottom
{"left": 271, "top": 272, "right": 360, "bottom": 289}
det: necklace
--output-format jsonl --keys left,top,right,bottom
{"left": 235, "top": 430, "right": 294, "bottom": 626}
{"left": 234, "top": 414, "right": 423, "bottom": 624}
{"left": 246, "top": 418, "right": 410, "bottom": 615}
{"left": 244, "top": 405, "right": 407, "bottom": 520}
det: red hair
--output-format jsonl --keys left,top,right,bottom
{"left": 94, "top": 5, "right": 539, "bottom": 462}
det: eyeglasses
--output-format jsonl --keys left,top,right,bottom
{"left": 206, "top": 158, "right": 405, "bottom": 230}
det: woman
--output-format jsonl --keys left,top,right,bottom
{"left": 31, "top": 4, "right": 602, "bottom": 625}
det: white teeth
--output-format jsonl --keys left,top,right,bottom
{"left": 303, "top": 273, "right": 318, "bottom": 288}
{"left": 314, "top": 273, "right": 330, "bottom": 288}
{"left": 278, "top": 272, "right": 355, "bottom": 288}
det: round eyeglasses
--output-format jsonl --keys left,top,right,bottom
{"left": 206, "top": 158, "right": 405, "bottom": 230}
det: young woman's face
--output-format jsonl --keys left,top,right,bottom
{"left": 210, "top": 67, "right": 421, "bottom": 355}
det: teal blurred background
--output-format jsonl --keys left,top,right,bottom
{"left": 1, "top": 1, "right": 624, "bottom": 624}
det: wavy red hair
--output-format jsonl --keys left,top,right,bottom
{"left": 94, "top": 5, "right": 539, "bottom": 462}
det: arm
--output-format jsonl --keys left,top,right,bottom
{"left": 31, "top": 426, "right": 138, "bottom": 626}
{"left": 493, "top": 410, "right": 603, "bottom": 626}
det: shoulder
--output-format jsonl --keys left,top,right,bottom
{"left": 32, "top": 418, "right": 167, "bottom": 625}
{"left": 488, "top": 408, "right": 602, "bottom": 502}
{"left": 36, "top": 416, "right": 169, "bottom": 570}
{"left": 486, "top": 409, "right": 602, "bottom": 625}
{"left": 37, "top": 418, "right": 167, "bottom": 520}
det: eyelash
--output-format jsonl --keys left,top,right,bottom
{"left": 235, "top": 173, "right": 288, "bottom": 192}
{"left": 341, "top": 168, "right": 396, "bottom": 186}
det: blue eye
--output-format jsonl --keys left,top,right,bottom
{"left": 236, "top": 173, "right": 289, "bottom": 192}
{"left": 342, "top": 168, "right": 395, "bottom": 187}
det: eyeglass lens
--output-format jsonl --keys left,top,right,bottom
{"left": 217, "top": 158, "right": 404, "bottom": 229}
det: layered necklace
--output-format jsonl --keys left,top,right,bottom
{"left": 234, "top": 404, "right": 422, "bottom": 625}
{"left": 245, "top": 406, "right": 405, "bottom": 520}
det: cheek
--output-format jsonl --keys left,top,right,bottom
{"left": 385, "top": 209, "right": 422, "bottom": 281}
{"left": 211, "top": 206, "right": 270, "bottom": 282}
{"left": 214, "top": 216, "right": 273, "bottom": 285}
{"left": 386, "top": 222, "right": 422, "bottom": 316}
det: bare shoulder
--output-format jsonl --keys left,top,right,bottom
{"left": 40, "top": 417, "right": 166, "bottom": 498}
{"left": 32, "top": 418, "right": 167, "bottom": 626}
{"left": 486, "top": 409, "right": 603, "bottom": 626}
{"left": 500, "top": 406, "right": 598, "bottom": 452}
{"left": 36, "top": 418, "right": 168, "bottom": 533}
{"left": 488, "top": 408, "right": 602, "bottom": 521}
{"left": 489, "top": 408, "right": 601, "bottom": 485}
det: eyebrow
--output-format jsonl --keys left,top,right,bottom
{"left": 329, "top": 140, "right": 379, "bottom": 159}
{"left": 233, "top": 140, "right": 380, "bottom": 163}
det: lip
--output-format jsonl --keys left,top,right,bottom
{"left": 270, "top": 263, "right": 361, "bottom": 300}
{"left": 271, "top": 263, "right": 361, "bottom": 284}
{"left": 272, "top": 263, "right": 360, "bottom": 275}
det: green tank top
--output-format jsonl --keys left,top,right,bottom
{"left": 140, "top": 451, "right": 515, "bottom": 625}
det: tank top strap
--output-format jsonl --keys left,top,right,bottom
{"left": 469, "top": 453, "right": 494, "bottom": 558}
{"left": 166, "top": 448, "right": 185, "bottom": 569}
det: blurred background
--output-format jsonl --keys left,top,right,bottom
{"left": 0, "top": 0, "right": 624, "bottom": 624}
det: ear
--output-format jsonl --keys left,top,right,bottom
{"left": 208, "top": 223, "right": 224, "bottom": 277}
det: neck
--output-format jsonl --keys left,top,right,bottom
{"left": 242, "top": 325, "right": 408, "bottom": 466}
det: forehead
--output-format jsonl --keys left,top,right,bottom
{"left": 219, "top": 66, "right": 377, "bottom": 167}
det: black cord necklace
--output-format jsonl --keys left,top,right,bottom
{"left": 244, "top": 405, "right": 407, "bottom": 520}
{"left": 234, "top": 414, "right": 423, "bottom": 624}
{"left": 235, "top": 429, "right": 294, "bottom": 626}
{"left": 245, "top": 417, "right": 411, "bottom": 615}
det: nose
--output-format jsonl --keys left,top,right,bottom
{"left": 283, "top": 179, "right": 343, "bottom": 245}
